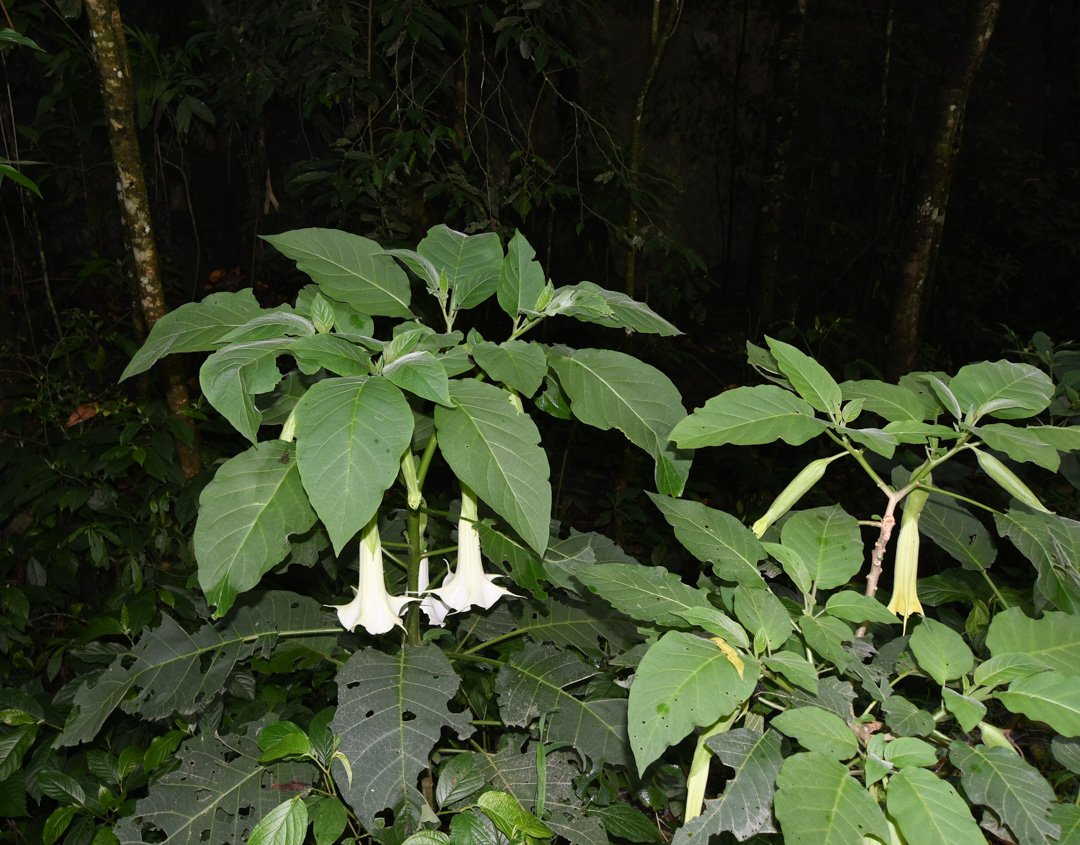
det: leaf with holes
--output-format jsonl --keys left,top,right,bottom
{"left": 331, "top": 645, "right": 473, "bottom": 838}
{"left": 627, "top": 631, "right": 759, "bottom": 773}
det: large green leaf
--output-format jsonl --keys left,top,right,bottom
{"left": 886, "top": 766, "right": 984, "bottom": 845}
{"left": 627, "top": 631, "right": 759, "bottom": 773}
{"left": 766, "top": 337, "right": 842, "bottom": 416}
{"left": 917, "top": 492, "right": 996, "bottom": 570}
{"left": 572, "top": 562, "right": 717, "bottom": 629}
{"left": 57, "top": 593, "right": 330, "bottom": 747}
{"left": 332, "top": 645, "right": 474, "bottom": 838}
{"left": 194, "top": 443, "right": 318, "bottom": 615}
{"left": 839, "top": 380, "right": 938, "bottom": 422}
{"left": 950, "top": 742, "right": 1059, "bottom": 845}
{"left": 949, "top": 360, "right": 1053, "bottom": 420}
{"left": 909, "top": 617, "right": 974, "bottom": 685}
{"left": 201, "top": 339, "right": 294, "bottom": 443}
{"left": 264, "top": 228, "right": 412, "bottom": 318}
{"left": 115, "top": 718, "right": 315, "bottom": 845}
{"left": 780, "top": 506, "right": 862, "bottom": 591}
{"left": 496, "top": 644, "right": 632, "bottom": 768}
{"left": 510, "top": 597, "right": 640, "bottom": 655}
{"left": 290, "top": 333, "right": 372, "bottom": 377}
{"left": 294, "top": 377, "right": 413, "bottom": 554}
{"left": 549, "top": 348, "right": 691, "bottom": 496}
{"left": 774, "top": 752, "right": 889, "bottom": 845}
{"left": 418, "top": 224, "right": 503, "bottom": 303}
{"left": 121, "top": 289, "right": 265, "bottom": 380}
{"left": 435, "top": 379, "right": 551, "bottom": 554}
{"left": 771, "top": 706, "right": 858, "bottom": 760}
{"left": 672, "top": 729, "right": 783, "bottom": 845}
{"left": 648, "top": 494, "right": 766, "bottom": 586}
{"left": 995, "top": 508, "right": 1080, "bottom": 613}
{"left": 997, "top": 672, "right": 1080, "bottom": 736}
{"left": 470, "top": 339, "right": 548, "bottom": 397}
{"left": 671, "top": 385, "right": 827, "bottom": 449}
{"left": 382, "top": 350, "right": 453, "bottom": 406}
{"left": 733, "top": 584, "right": 791, "bottom": 650}
{"left": 496, "top": 229, "right": 546, "bottom": 317}
{"left": 976, "top": 423, "right": 1062, "bottom": 470}
{"left": 985, "top": 607, "right": 1080, "bottom": 674}
{"left": 560, "top": 281, "right": 681, "bottom": 336}
{"left": 824, "top": 591, "right": 898, "bottom": 625}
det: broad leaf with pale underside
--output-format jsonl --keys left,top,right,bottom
{"left": 435, "top": 379, "right": 551, "bottom": 555}
{"left": 294, "top": 377, "right": 413, "bottom": 554}
{"left": 549, "top": 348, "right": 691, "bottom": 496}
{"left": 671, "top": 385, "right": 827, "bottom": 449}
{"left": 193, "top": 442, "right": 317, "bottom": 615}
{"left": 780, "top": 506, "right": 862, "bottom": 591}
{"left": 264, "top": 228, "right": 412, "bottom": 318}
{"left": 200, "top": 339, "right": 294, "bottom": 444}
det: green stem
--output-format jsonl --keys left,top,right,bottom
{"left": 980, "top": 569, "right": 1010, "bottom": 610}
{"left": 405, "top": 504, "right": 422, "bottom": 646}
{"left": 416, "top": 431, "right": 438, "bottom": 490}
{"left": 443, "top": 651, "right": 505, "bottom": 668}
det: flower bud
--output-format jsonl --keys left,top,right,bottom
{"left": 972, "top": 447, "right": 1051, "bottom": 513}
{"left": 887, "top": 483, "right": 930, "bottom": 630}
{"left": 752, "top": 452, "right": 847, "bottom": 538}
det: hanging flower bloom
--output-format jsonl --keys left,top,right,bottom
{"left": 887, "top": 481, "right": 930, "bottom": 632}
{"left": 433, "top": 483, "right": 518, "bottom": 613}
{"left": 329, "top": 514, "right": 415, "bottom": 635}
{"left": 417, "top": 555, "right": 451, "bottom": 627}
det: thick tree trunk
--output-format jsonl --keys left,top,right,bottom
{"left": 884, "top": 0, "right": 1000, "bottom": 381}
{"left": 752, "top": 0, "right": 807, "bottom": 332}
{"left": 85, "top": 0, "right": 202, "bottom": 478}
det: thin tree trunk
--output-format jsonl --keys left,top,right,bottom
{"left": 85, "top": 0, "right": 202, "bottom": 478}
{"left": 752, "top": 0, "right": 807, "bottom": 332}
{"left": 885, "top": 0, "right": 1000, "bottom": 381}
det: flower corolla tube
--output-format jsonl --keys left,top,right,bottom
{"left": 433, "top": 484, "right": 518, "bottom": 613}
{"left": 329, "top": 514, "right": 415, "bottom": 635}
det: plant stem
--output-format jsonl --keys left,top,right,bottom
{"left": 405, "top": 497, "right": 423, "bottom": 647}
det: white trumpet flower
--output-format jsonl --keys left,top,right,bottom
{"left": 417, "top": 555, "right": 451, "bottom": 627}
{"left": 330, "top": 515, "right": 416, "bottom": 635}
{"left": 433, "top": 484, "right": 518, "bottom": 613}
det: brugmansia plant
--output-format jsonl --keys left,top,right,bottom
{"left": 12, "top": 224, "right": 1080, "bottom": 845}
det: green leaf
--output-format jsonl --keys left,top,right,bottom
{"left": 121, "top": 289, "right": 264, "bottom": 380}
{"left": 997, "top": 672, "right": 1080, "bottom": 736}
{"left": 201, "top": 339, "right": 293, "bottom": 443}
{"left": 294, "top": 377, "right": 412, "bottom": 555}
{"left": 672, "top": 729, "right": 783, "bottom": 845}
{"left": 477, "top": 522, "right": 547, "bottom": 600}
{"left": 572, "top": 562, "right": 716, "bottom": 629}
{"left": 949, "top": 360, "right": 1053, "bottom": 420}
{"left": 670, "top": 385, "right": 827, "bottom": 449}
{"left": 264, "top": 228, "right": 412, "bottom": 317}
{"left": 840, "top": 380, "right": 938, "bottom": 422}
{"left": 882, "top": 420, "right": 961, "bottom": 443}
{"left": 886, "top": 766, "right": 983, "bottom": 845}
{"left": 496, "top": 644, "right": 631, "bottom": 768}
{"left": 257, "top": 721, "right": 313, "bottom": 762}
{"left": 974, "top": 653, "right": 1048, "bottom": 689}
{"left": 627, "top": 631, "right": 759, "bottom": 773}
{"left": 0, "top": 725, "right": 36, "bottom": 782}
{"left": 590, "top": 803, "right": 662, "bottom": 843}
{"left": 419, "top": 224, "right": 503, "bottom": 306}
{"left": 762, "top": 542, "right": 812, "bottom": 595}
{"left": 942, "top": 688, "right": 987, "bottom": 732}
{"left": 733, "top": 584, "right": 791, "bottom": 650}
{"left": 497, "top": 229, "right": 546, "bottom": 317}
{"left": 909, "top": 618, "right": 974, "bottom": 685}
{"left": 774, "top": 752, "right": 889, "bottom": 845}
{"left": 917, "top": 492, "right": 997, "bottom": 571}
{"left": 477, "top": 791, "right": 553, "bottom": 839}
{"left": 766, "top": 337, "right": 842, "bottom": 416}
{"left": 0, "top": 160, "right": 42, "bottom": 195}
{"left": 331, "top": 645, "right": 474, "bottom": 837}
{"left": 1031, "top": 424, "right": 1080, "bottom": 453}
{"left": 435, "top": 379, "right": 551, "bottom": 555}
{"left": 57, "top": 593, "right": 329, "bottom": 747}
{"left": 824, "top": 591, "right": 898, "bottom": 625}
{"left": 115, "top": 717, "right": 316, "bottom": 845}
{"left": 976, "top": 423, "right": 1062, "bottom": 471}
{"left": 674, "top": 606, "right": 750, "bottom": 650}
{"left": 549, "top": 348, "right": 691, "bottom": 496}
{"left": 882, "top": 695, "right": 934, "bottom": 737}
{"left": 383, "top": 350, "right": 453, "bottom": 406}
{"left": 221, "top": 311, "right": 315, "bottom": 343}
{"left": 883, "top": 737, "right": 938, "bottom": 768}
{"left": 986, "top": 607, "right": 1080, "bottom": 675}
{"left": 194, "top": 443, "right": 317, "bottom": 615}
{"left": 470, "top": 339, "right": 547, "bottom": 397}
{"left": 648, "top": 494, "right": 765, "bottom": 586}
{"left": 43, "top": 806, "right": 79, "bottom": 845}
{"left": 994, "top": 509, "right": 1080, "bottom": 613}
{"left": 565, "top": 281, "right": 681, "bottom": 336}
{"left": 780, "top": 506, "right": 862, "bottom": 591}
{"left": 38, "top": 770, "right": 86, "bottom": 805}
{"left": 1053, "top": 736, "right": 1080, "bottom": 774}
{"left": 800, "top": 615, "right": 853, "bottom": 671}
{"left": 950, "top": 742, "right": 1059, "bottom": 845}
{"left": 290, "top": 333, "right": 371, "bottom": 376}
{"left": 312, "top": 796, "right": 349, "bottom": 845}
{"left": 763, "top": 651, "right": 819, "bottom": 694}
{"left": 772, "top": 706, "right": 858, "bottom": 760}
{"left": 436, "top": 755, "right": 485, "bottom": 808}
{"left": 1049, "top": 804, "right": 1080, "bottom": 845}
{"left": 450, "top": 810, "right": 501, "bottom": 845}
{"left": 248, "top": 797, "right": 308, "bottom": 845}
